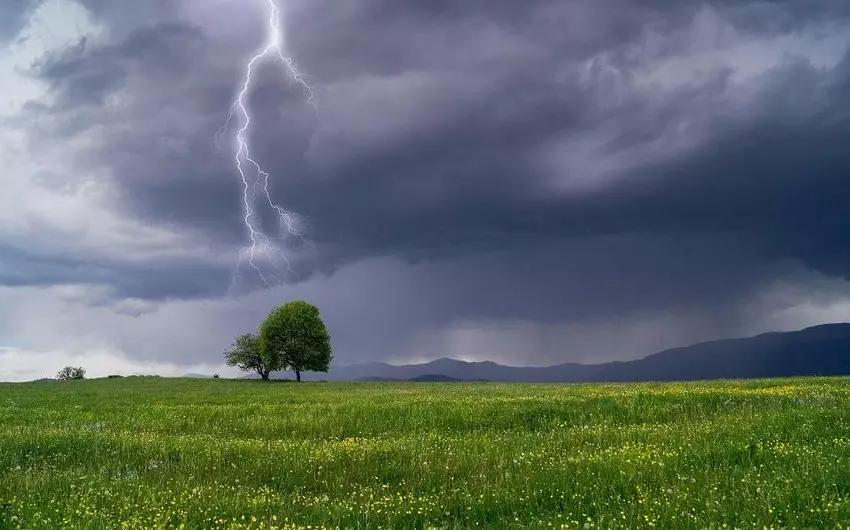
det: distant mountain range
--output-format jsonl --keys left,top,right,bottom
{"left": 281, "top": 323, "right": 850, "bottom": 383}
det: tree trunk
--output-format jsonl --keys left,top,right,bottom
{"left": 295, "top": 370, "right": 301, "bottom": 382}
{"left": 261, "top": 370, "right": 270, "bottom": 381}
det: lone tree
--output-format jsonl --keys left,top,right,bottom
{"left": 260, "top": 300, "right": 332, "bottom": 382}
{"left": 57, "top": 366, "right": 85, "bottom": 381}
{"left": 223, "top": 332, "right": 282, "bottom": 381}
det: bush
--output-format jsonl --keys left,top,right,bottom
{"left": 57, "top": 366, "right": 86, "bottom": 381}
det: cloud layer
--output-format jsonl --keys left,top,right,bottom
{"left": 1, "top": 0, "right": 849, "bottom": 379}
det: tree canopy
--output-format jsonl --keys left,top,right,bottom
{"left": 57, "top": 366, "right": 86, "bottom": 381}
{"left": 260, "top": 300, "right": 332, "bottom": 382}
{"left": 223, "top": 332, "right": 282, "bottom": 380}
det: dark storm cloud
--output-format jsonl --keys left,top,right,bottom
{"left": 377, "top": 235, "right": 781, "bottom": 325}
{"left": 282, "top": 56, "right": 850, "bottom": 279}
{"left": 577, "top": 55, "right": 850, "bottom": 275}
{"left": 29, "top": 21, "right": 249, "bottom": 238}
{"left": 0, "top": 243, "right": 230, "bottom": 300}
{"left": 18, "top": 0, "right": 850, "bottom": 316}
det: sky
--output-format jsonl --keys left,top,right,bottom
{"left": 1, "top": 0, "right": 850, "bottom": 381}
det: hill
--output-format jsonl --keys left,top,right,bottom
{"left": 299, "top": 323, "right": 850, "bottom": 382}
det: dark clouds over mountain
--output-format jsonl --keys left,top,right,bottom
{"left": 1, "top": 0, "right": 849, "bottom": 379}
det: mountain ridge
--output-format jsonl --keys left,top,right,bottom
{"left": 282, "top": 323, "right": 850, "bottom": 382}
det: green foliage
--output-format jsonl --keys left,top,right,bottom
{"left": 56, "top": 366, "right": 85, "bottom": 381}
{"left": 259, "top": 300, "right": 332, "bottom": 381}
{"left": 222, "top": 333, "right": 281, "bottom": 380}
{"left": 1, "top": 377, "right": 850, "bottom": 528}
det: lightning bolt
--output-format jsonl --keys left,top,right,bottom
{"left": 217, "top": 0, "right": 316, "bottom": 294}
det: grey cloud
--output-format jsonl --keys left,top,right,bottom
{"left": 35, "top": 37, "right": 126, "bottom": 106}
{"left": 0, "top": 1, "right": 35, "bottom": 43}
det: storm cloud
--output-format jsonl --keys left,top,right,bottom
{"left": 1, "top": 0, "right": 850, "bottom": 379}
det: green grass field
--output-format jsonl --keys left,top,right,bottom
{"left": 1, "top": 377, "right": 850, "bottom": 529}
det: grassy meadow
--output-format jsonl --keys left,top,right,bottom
{"left": 1, "top": 377, "right": 850, "bottom": 529}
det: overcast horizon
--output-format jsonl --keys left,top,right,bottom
{"left": 2, "top": 0, "right": 850, "bottom": 381}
